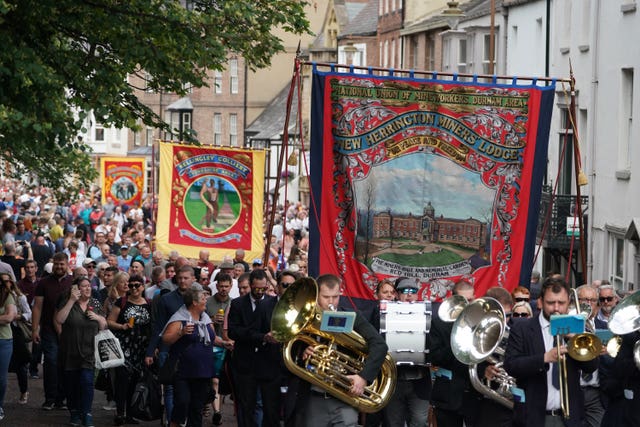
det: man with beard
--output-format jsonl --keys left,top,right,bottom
{"left": 32, "top": 252, "right": 73, "bottom": 410}
{"left": 504, "top": 277, "right": 598, "bottom": 427}
{"left": 205, "top": 273, "right": 234, "bottom": 425}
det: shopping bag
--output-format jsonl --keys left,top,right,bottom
{"left": 94, "top": 329, "right": 125, "bottom": 369}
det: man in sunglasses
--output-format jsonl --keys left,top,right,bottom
{"left": 276, "top": 270, "right": 298, "bottom": 298}
{"left": 595, "top": 284, "right": 617, "bottom": 327}
{"left": 383, "top": 277, "right": 431, "bottom": 427}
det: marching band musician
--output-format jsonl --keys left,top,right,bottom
{"left": 504, "top": 277, "right": 598, "bottom": 427}
{"left": 612, "top": 326, "right": 640, "bottom": 427}
{"left": 383, "top": 277, "right": 431, "bottom": 427}
{"left": 295, "top": 274, "right": 388, "bottom": 427}
{"left": 474, "top": 287, "right": 514, "bottom": 427}
{"left": 430, "top": 279, "right": 481, "bottom": 427}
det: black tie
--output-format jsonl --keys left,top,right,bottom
{"left": 253, "top": 298, "right": 261, "bottom": 312}
{"left": 552, "top": 362, "right": 559, "bottom": 390}
{"left": 582, "top": 371, "right": 593, "bottom": 382}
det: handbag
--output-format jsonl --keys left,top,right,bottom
{"left": 94, "top": 329, "right": 125, "bottom": 369}
{"left": 94, "top": 369, "right": 110, "bottom": 392}
{"left": 16, "top": 319, "right": 32, "bottom": 342}
{"left": 129, "top": 368, "right": 162, "bottom": 421}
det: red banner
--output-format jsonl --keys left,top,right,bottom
{"left": 309, "top": 70, "right": 555, "bottom": 300}
{"left": 100, "top": 157, "right": 145, "bottom": 207}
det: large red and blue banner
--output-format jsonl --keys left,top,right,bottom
{"left": 156, "top": 142, "right": 265, "bottom": 260}
{"left": 309, "top": 68, "right": 555, "bottom": 300}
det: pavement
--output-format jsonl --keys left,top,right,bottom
{"left": 2, "top": 373, "right": 238, "bottom": 426}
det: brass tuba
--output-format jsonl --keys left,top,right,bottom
{"left": 271, "top": 278, "right": 397, "bottom": 413}
{"left": 450, "top": 297, "right": 516, "bottom": 409}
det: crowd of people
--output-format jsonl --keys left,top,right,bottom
{"left": 0, "top": 179, "right": 637, "bottom": 427}
{"left": 0, "top": 180, "right": 317, "bottom": 427}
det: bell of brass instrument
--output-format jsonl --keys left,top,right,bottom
{"left": 271, "top": 277, "right": 397, "bottom": 413}
{"left": 608, "top": 291, "right": 640, "bottom": 370}
{"left": 437, "top": 294, "right": 468, "bottom": 322}
{"left": 608, "top": 291, "right": 640, "bottom": 336}
{"left": 450, "top": 297, "right": 515, "bottom": 409}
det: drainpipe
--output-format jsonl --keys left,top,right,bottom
{"left": 586, "top": 0, "right": 601, "bottom": 283}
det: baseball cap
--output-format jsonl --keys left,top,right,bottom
{"left": 252, "top": 258, "right": 263, "bottom": 265}
{"left": 395, "top": 277, "right": 419, "bottom": 291}
{"left": 83, "top": 258, "right": 96, "bottom": 267}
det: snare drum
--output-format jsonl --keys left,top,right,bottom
{"left": 380, "top": 301, "right": 432, "bottom": 366}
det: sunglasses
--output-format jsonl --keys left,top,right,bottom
{"left": 599, "top": 296, "right": 614, "bottom": 303}
{"left": 128, "top": 282, "right": 143, "bottom": 289}
{"left": 400, "top": 288, "right": 418, "bottom": 295}
{"left": 512, "top": 312, "right": 529, "bottom": 318}
{"left": 86, "top": 265, "right": 96, "bottom": 269}
{"left": 514, "top": 297, "right": 529, "bottom": 302}
{"left": 279, "top": 282, "right": 294, "bottom": 289}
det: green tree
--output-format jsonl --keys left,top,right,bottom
{"left": 0, "top": 0, "right": 309, "bottom": 197}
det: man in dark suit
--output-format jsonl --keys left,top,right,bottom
{"left": 613, "top": 329, "right": 640, "bottom": 427}
{"left": 294, "top": 274, "right": 389, "bottom": 427}
{"left": 504, "top": 277, "right": 598, "bottom": 427}
{"left": 228, "top": 268, "right": 278, "bottom": 427}
{"left": 430, "top": 279, "right": 480, "bottom": 427}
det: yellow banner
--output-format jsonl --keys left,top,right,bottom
{"left": 156, "top": 142, "right": 265, "bottom": 260}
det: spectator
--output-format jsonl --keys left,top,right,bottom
{"left": 161, "top": 287, "right": 218, "bottom": 427}
{"left": 0, "top": 272, "right": 17, "bottom": 420}
{"left": 107, "top": 275, "right": 151, "bottom": 426}
{"left": 55, "top": 275, "right": 107, "bottom": 427}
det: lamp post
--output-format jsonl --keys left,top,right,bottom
{"left": 442, "top": 1, "right": 464, "bottom": 30}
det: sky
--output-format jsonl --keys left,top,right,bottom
{"left": 353, "top": 151, "right": 495, "bottom": 221}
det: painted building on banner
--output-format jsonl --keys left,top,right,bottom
{"left": 372, "top": 202, "right": 487, "bottom": 251}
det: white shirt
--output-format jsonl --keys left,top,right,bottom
{"left": 539, "top": 313, "right": 561, "bottom": 411}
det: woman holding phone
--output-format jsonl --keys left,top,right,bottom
{"left": 55, "top": 276, "right": 107, "bottom": 427}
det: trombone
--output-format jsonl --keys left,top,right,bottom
{"left": 556, "top": 288, "right": 602, "bottom": 419}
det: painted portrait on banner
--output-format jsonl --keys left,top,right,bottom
{"left": 309, "top": 69, "right": 555, "bottom": 301}
{"left": 100, "top": 157, "right": 145, "bottom": 207}
{"left": 156, "top": 143, "right": 265, "bottom": 260}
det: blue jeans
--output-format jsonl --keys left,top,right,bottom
{"left": 41, "top": 329, "right": 63, "bottom": 403}
{"left": 65, "top": 369, "right": 94, "bottom": 415}
{"left": 158, "top": 351, "right": 173, "bottom": 423}
{"left": 0, "top": 339, "right": 12, "bottom": 408}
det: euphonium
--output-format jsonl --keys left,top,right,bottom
{"left": 608, "top": 291, "right": 640, "bottom": 369}
{"left": 450, "top": 297, "right": 515, "bottom": 409}
{"left": 438, "top": 294, "right": 468, "bottom": 322}
{"left": 271, "top": 277, "right": 396, "bottom": 413}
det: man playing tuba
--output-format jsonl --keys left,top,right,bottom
{"left": 294, "top": 274, "right": 389, "bottom": 427}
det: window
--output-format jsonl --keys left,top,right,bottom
{"left": 610, "top": 234, "right": 626, "bottom": 289}
{"left": 146, "top": 127, "right": 154, "bottom": 146}
{"left": 229, "top": 113, "right": 238, "bottom": 146}
{"left": 426, "top": 37, "right": 435, "bottom": 71}
{"left": 558, "top": 109, "right": 574, "bottom": 195}
{"left": 181, "top": 112, "right": 191, "bottom": 135}
{"left": 182, "top": 82, "right": 193, "bottom": 94}
{"left": 458, "top": 39, "right": 467, "bottom": 73}
{"left": 134, "top": 130, "right": 141, "bottom": 146}
{"left": 482, "top": 33, "right": 492, "bottom": 74}
{"left": 214, "top": 70, "right": 222, "bottom": 94}
{"left": 619, "top": 68, "right": 634, "bottom": 170}
{"left": 95, "top": 125, "right": 105, "bottom": 141}
{"left": 144, "top": 72, "right": 154, "bottom": 93}
{"left": 442, "top": 38, "right": 451, "bottom": 71}
{"left": 230, "top": 58, "right": 238, "bottom": 94}
{"left": 213, "top": 114, "right": 222, "bottom": 145}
